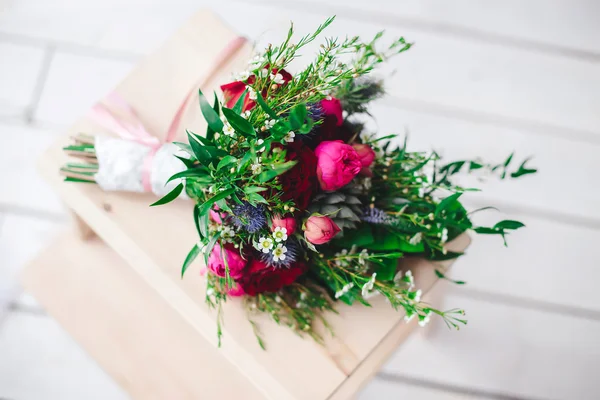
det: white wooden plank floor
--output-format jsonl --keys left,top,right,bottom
{"left": 1, "top": 1, "right": 599, "bottom": 399}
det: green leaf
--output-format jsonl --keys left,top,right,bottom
{"left": 172, "top": 142, "right": 194, "bottom": 156}
{"left": 188, "top": 131, "right": 213, "bottom": 166}
{"left": 333, "top": 224, "right": 374, "bottom": 248}
{"left": 203, "top": 233, "right": 221, "bottom": 265}
{"left": 257, "top": 160, "right": 297, "bottom": 183}
{"left": 435, "top": 192, "right": 463, "bottom": 217}
{"left": 150, "top": 183, "right": 184, "bottom": 206}
{"left": 198, "top": 211, "right": 209, "bottom": 238}
{"left": 222, "top": 107, "right": 256, "bottom": 137}
{"left": 247, "top": 192, "right": 268, "bottom": 205}
{"left": 435, "top": 269, "right": 466, "bottom": 285}
{"left": 193, "top": 205, "right": 201, "bottom": 237}
{"left": 216, "top": 155, "right": 238, "bottom": 171}
{"left": 289, "top": 103, "right": 308, "bottom": 130}
{"left": 244, "top": 186, "right": 268, "bottom": 194}
{"left": 181, "top": 244, "right": 201, "bottom": 278}
{"left": 233, "top": 89, "right": 248, "bottom": 114}
{"left": 166, "top": 168, "right": 212, "bottom": 184}
{"left": 198, "top": 188, "right": 236, "bottom": 216}
{"left": 238, "top": 149, "right": 255, "bottom": 172}
{"left": 375, "top": 256, "right": 399, "bottom": 281}
{"left": 493, "top": 220, "right": 525, "bottom": 230}
{"left": 174, "top": 155, "right": 196, "bottom": 169}
{"left": 510, "top": 157, "right": 537, "bottom": 178}
{"left": 206, "top": 93, "right": 221, "bottom": 141}
{"left": 199, "top": 89, "right": 224, "bottom": 133}
{"left": 255, "top": 92, "right": 277, "bottom": 118}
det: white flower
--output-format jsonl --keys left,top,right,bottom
{"left": 418, "top": 186, "right": 425, "bottom": 198}
{"left": 236, "top": 70, "right": 251, "bottom": 81}
{"left": 256, "top": 139, "right": 265, "bottom": 152}
{"left": 413, "top": 289, "right": 422, "bottom": 303}
{"left": 440, "top": 228, "right": 448, "bottom": 243}
{"left": 251, "top": 161, "right": 262, "bottom": 175}
{"left": 284, "top": 131, "right": 296, "bottom": 143}
{"left": 270, "top": 73, "right": 285, "bottom": 84}
{"left": 272, "top": 227, "right": 288, "bottom": 242}
{"left": 259, "top": 68, "right": 269, "bottom": 78}
{"left": 393, "top": 270, "right": 403, "bottom": 283}
{"left": 248, "top": 87, "right": 257, "bottom": 100}
{"left": 272, "top": 244, "right": 288, "bottom": 262}
{"left": 219, "top": 226, "right": 235, "bottom": 243}
{"left": 334, "top": 282, "right": 354, "bottom": 299}
{"left": 249, "top": 54, "right": 264, "bottom": 66}
{"left": 357, "top": 248, "right": 369, "bottom": 265}
{"left": 242, "top": 110, "right": 251, "bottom": 119}
{"left": 361, "top": 272, "right": 377, "bottom": 297}
{"left": 264, "top": 119, "right": 276, "bottom": 129}
{"left": 258, "top": 237, "right": 273, "bottom": 253}
{"left": 404, "top": 311, "right": 416, "bottom": 322}
{"left": 405, "top": 269, "right": 413, "bottom": 283}
{"left": 409, "top": 232, "right": 423, "bottom": 245}
{"left": 334, "top": 249, "right": 349, "bottom": 267}
{"left": 223, "top": 123, "right": 235, "bottom": 137}
{"left": 418, "top": 313, "right": 431, "bottom": 327}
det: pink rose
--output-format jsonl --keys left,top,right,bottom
{"left": 304, "top": 215, "right": 341, "bottom": 245}
{"left": 226, "top": 281, "right": 246, "bottom": 297}
{"left": 271, "top": 215, "right": 297, "bottom": 235}
{"left": 314, "top": 140, "right": 362, "bottom": 191}
{"left": 321, "top": 98, "right": 343, "bottom": 126}
{"left": 207, "top": 244, "right": 247, "bottom": 279}
{"left": 352, "top": 143, "right": 376, "bottom": 176}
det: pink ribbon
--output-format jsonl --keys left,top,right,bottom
{"left": 90, "top": 36, "right": 248, "bottom": 193}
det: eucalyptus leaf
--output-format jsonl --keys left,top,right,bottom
{"left": 216, "top": 155, "right": 238, "bottom": 171}
{"left": 222, "top": 107, "right": 256, "bottom": 137}
{"left": 198, "top": 188, "right": 236, "bottom": 216}
{"left": 257, "top": 160, "right": 297, "bottom": 183}
{"left": 199, "top": 89, "right": 223, "bottom": 133}
{"left": 181, "top": 244, "right": 201, "bottom": 278}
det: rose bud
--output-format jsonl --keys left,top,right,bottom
{"left": 304, "top": 215, "right": 341, "bottom": 245}
{"left": 271, "top": 215, "right": 297, "bottom": 235}
{"left": 352, "top": 143, "right": 376, "bottom": 176}
{"left": 207, "top": 244, "right": 247, "bottom": 279}
{"left": 320, "top": 97, "right": 343, "bottom": 126}
{"left": 315, "top": 140, "right": 362, "bottom": 191}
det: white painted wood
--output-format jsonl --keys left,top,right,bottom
{"left": 359, "top": 377, "right": 481, "bottom": 400}
{"left": 0, "top": 42, "right": 45, "bottom": 119}
{"left": 0, "top": 122, "right": 66, "bottom": 214}
{"left": 0, "top": 312, "right": 128, "bottom": 400}
{"left": 34, "top": 52, "right": 134, "bottom": 125}
{"left": 383, "top": 291, "right": 600, "bottom": 400}
{"left": 288, "top": 0, "right": 600, "bottom": 56}
{"left": 367, "top": 103, "right": 600, "bottom": 222}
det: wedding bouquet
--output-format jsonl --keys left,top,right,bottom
{"left": 62, "top": 17, "right": 535, "bottom": 348}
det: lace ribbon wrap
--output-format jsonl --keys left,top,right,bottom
{"left": 94, "top": 136, "right": 188, "bottom": 198}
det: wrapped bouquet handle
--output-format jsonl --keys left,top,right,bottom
{"left": 62, "top": 36, "right": 248, "bottom": 196}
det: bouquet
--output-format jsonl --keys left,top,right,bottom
{"left": 61, "top": 17, "right": 536, "bottom": 348}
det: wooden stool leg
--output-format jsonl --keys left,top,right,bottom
{"left": 70, "top": 210, "right": 96, "bottom": 240}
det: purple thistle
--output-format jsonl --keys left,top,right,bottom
{"left": 361, "top": 207, "right": 391, "bottom": 224}
{"left": 306, "top": 102, "right": 324, "bottom": 122}
{"left": 230, "top": 202, "right": 267, "bottom": 233}
{"left": 261, "top": 237, "right": 301, "bottom": 268}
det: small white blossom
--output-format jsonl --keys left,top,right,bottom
{"left": 270, "top": 73, "right": 285, "bottom": 84}
{"left": 361, "top": 272, "right": 377, "bottom": 298}
{"left": 413, "top": 289, "right": 422, "bottom": 303}
{"left": 242, "top": 110, "right": 251, "bottom": 119}
{"left": 264, "top": 119, "right": 276, "bottom": 129}
{"left": 251, "top": 161, "right": 262, "bottom": 175}
{"left": 409, "top": 232, "right": 423, "bottom": 246}
{"left": 259, "top": 68, "right": 269, "bottom": 78}
{"left": 404, "top": 311, "right": 416, "bottom": 322}
{"left": 206, "top": 288, "right": 215, "bottom": 297}
{"left": 223, "top": 123, "right": 235, "bottom": 137}
{"left": 418, "top": 312, "right": 431, "bottom": 327}
{"left": 256, "top": 139, "right": 265, "bottom": 152}
{"left": 258, "top": 237, "right": 273, "bottom": 253}
{"left": 357, "top": 248, "right": 369, "bottom": 265}
{"left": 418, "top": 186, "right": 425, "bottom": 198}
{"left": 236, "top": 70, "right": 251, "bottom": 81}
{"left": 272, "top": 227, "right": 288, "bottom": 242}
{"left": 249, "top": 54, "right": 264, "bottom": 66}
{"left": 219, "top": 226, "right": 236, "bottom": 243}
{"left": 275, "top": 295, "right": 282, "bottom": 303}
{"left": 334, "top": 249, "right": 349, "bottom": 267}
{"left": 248, "top": 87, "right": 257, "bottom": 100}
{"left": 284, "top": 131, "right": 296, "bottom": 143}
{"left": 440, "top": 228, "right": 448, "bottom": 243}
{"left": 272, "top": 244, "right": 288, "bottom": 262}
{"left": 334, "top": 282, "right": 354, "bottom": 299}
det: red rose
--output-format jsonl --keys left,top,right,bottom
{"left": 220, "top": 68, "right": 292, "bottom": 112}
{"left": 279, "top": 142, "right": 319, "bottom": 210}
{"left": 238, "top": 259, "right": 307, "bottom": 296}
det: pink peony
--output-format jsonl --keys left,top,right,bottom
{"left": 321, "top": 97, "right": 343, "bottom": 126}
{"left": 207, "top": 244, "right": 247, "bottom": 279}
{"left": 304, "top": 215, "right": 341, "bottom": 245}
{"left": 352, "top": 143, "right": 376, "bottom": 176}
{"left": 315, "top": 140, "right": 362, "bottom": 191}
{"left": 271, "top": 215, "right": 297, "bottom": 235}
